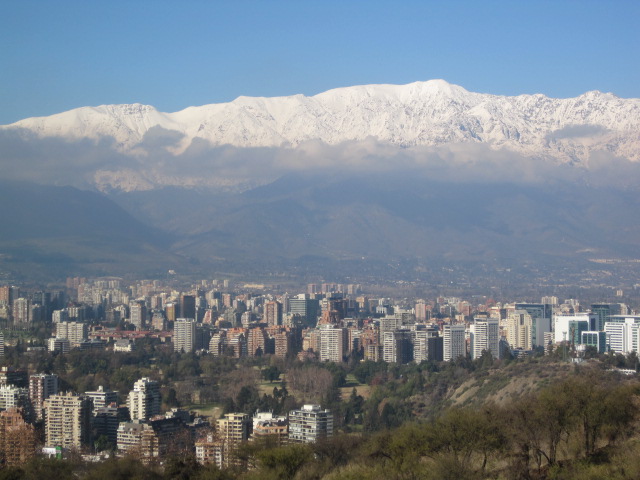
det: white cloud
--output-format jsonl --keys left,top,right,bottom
{"left": 0, "top": 129, "right": 638, "bottom": 190}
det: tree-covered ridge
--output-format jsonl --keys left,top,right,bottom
{"left": 1, "top": 369, "right": 639, "bottom": 479}
{"left": 3, "top": 336, "right": 640, "bottom": 479}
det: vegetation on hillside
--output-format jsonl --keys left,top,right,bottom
{"left": 3, "top": 341, "right": 640, "bottom": 478}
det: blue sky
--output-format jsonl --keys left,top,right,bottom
{"left": 1, "top": 0, "right": 638, "bottom": 124}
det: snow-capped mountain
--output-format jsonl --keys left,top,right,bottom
{"left": 3, "top": 79, "right": 640, "bottom": 163}
{"left": 3, "top": 81, "right": 640, "bottom": 276}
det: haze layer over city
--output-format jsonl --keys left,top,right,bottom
{"left": 1, "top": 1, "right": 639, "bottom": 479}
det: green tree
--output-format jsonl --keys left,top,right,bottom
{"left": 163, "top": 455, "right": 202, "bottom": 480}
{"left": 250, "top": 444, "right": 312, "bottom": 480}
{"left": 262, "top": 365, "right": 281, "bottom": 383}
{"left": 86, "top": 456, "right": 162, "bottom": 479}
{"left": 536, "top": 381, "right": 579, "bottom": 465}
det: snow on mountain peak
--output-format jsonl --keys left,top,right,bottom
{"left": 2, "top": 80, "right": 639, "bottom": 163}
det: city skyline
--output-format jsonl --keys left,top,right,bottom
{"left": 2, "top": 2, "right": 640, "bottom": 476}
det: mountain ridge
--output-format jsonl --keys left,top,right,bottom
{"left": 3, "top": 79, "right": 639, "bottom": 165}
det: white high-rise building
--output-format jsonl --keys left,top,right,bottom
{"left": 127, "top": 377, "right": 161, "bottom": 421}
{"left": 470, "top": 318, "right": 500, "bottom": 360}
{"left": 604, "top": 319, "right": 640, "bottom": 354}
{"left": 553, "top": 314, "right": 597, "bottom": 344}
{"left": 52, "top": 309, "right": 69, "bottom": 324}
{"left": 174, "top": 318, "right": 196, "bottom": 353}
{"left": 0, "top": 385, "right": 30, "bottom": 411}
{"left": 383, "top": 329, "right": 413, "bottom": 364}
{"left": 608, "top": 315, "right": 640, "bottom": 325}
{"left": 319, "top": 325, "right": 348, "bottom": 363}
{"left": 412, "top": 327, "right": 438, "bottom": 363}
{"left": 48, "top": 337, "right": 70, "bottom": 354}
{"left": 55, "top": 321, "right": 87, "bottom": 344}
{"left": 85, "top": 385, "right": 118, "bottom": 410}
{"left": 443, "top": 324, "right": 466, "bottom": 361}
{"left": 288, "top": 404, "right": 333, "bottom": 443}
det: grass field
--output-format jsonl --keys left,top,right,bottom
{"left": 340, "top": 374, "right": 371, "bottom": 400}
{"left": 184, "top": 403, "right": 222, "bottom": 420}
{"left": 258, "top": 375, "right": 284, "bottom": 396}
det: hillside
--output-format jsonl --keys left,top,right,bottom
{"left": 0, "top": 182, "right": 182, "bottom": 280}
{"left": 2, "top": 80, "right": 640, "bottom": 280}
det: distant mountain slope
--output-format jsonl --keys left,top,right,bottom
{"left": 3, "top": 80, "right": 639, "bottom": 164}
{"left": 2, "top": 81, "right": 640, "bottom": 281}
{"left": 0, "top": 182, "right": 180, "bottom": 279}
{"left": 110, "top": 174, "right": 640, "bottom": 266}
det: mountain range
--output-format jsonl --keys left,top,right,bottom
{"left": 0, "top": 80, "right": 639, "bottom": 283}
{"left": 4, "top": 79, "right": 639, "bottom": 158}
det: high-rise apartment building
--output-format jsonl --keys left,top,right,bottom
{"left": 180, "top": 295, "right": 196, "bottom": 320}
{"left": 541, "top": 296, "right": 559, "bottom": 306}
{"left": 0, "top": 408, "right": 37, "bottom": 466}
{"left": 0, "top": 286, "right": 14, "bottom": 306}
{"left": 44, "top": 392, "right": 92, "bottom": 449}
{"left": 252, "top": 411, "right": 288, "bottom": 444}
{"left": 128, "top": 377, "right": 161, "bottom": 421}
{"left": 288, "top": 296, "right": 320, "bottom": 327}
{"left": 264, "top": 301, "right": 283, "bottom": 326}
{"left": 117, "top": 422, "right": 154, "bottom": 455}
{"left": 382, "top": 329, "right": 413, "bottom": 364}
{"left": 129, "top": 301, "right": 147, "bottom": 330}
{"left": 85, "top": 385, "right": 118, "bottom": 410}
{"left": 470, "top": 318, "right": 500, "bottom": 359}
{"left": 12, "top": 298, "right": 30, "bottom": 327}
{"left": 0, "top": 367, "right": 28, "bottom": 389}
{"left": 55, "top": 321, "right": 87, "bottom": 344}
{"left": 319, "top": 325, "right": 348, "bottom": 362}
{"left": 118, "top": 416, "right": 186, "bottom": 460}
{"left": 174, "top": 318, "right": 196, "bottom": 353}
{"left": 247, "top": 328, "right": 269, "bottom": 356}
{"left": 506, "top": 310, "right": 533, "bottom": 351}
{"left": 93, "top": 406, "right": 121, "bottom": 447}
{"left": 288, "top": 404, "right": 333, "bottom": 443}
{"left": 165, "top": 302, "right": 177, "bottom": 323}
{"left": 48, "top": 338, "right": 70, "bottom": 354}
{"left": 442, "top": 324, "right": 466, "bottom": 361}
{"left": 151, "top": 311, "right": 166, "bottom": 331}
{"left": 412, "top": 327, "right": 439, "bottom": 362}
{"left": 195, "top": 432, "right": 224, "bottom": 467}
{"left": 217, "top": 412, "right": 250, "bottom": 445}
{"left": 274, "top": 329, "right": 294, "bottom": 358}
{"left": 515, "top": 303, "right": 552, "bottom": 339}
{"left": 29, "top": 374, "right": 59, "bottom": 421}
{"left": 0, "top": 386, "right": 31, "bottom": 422}
{"left": 415, "top": 301, "right": 429, "bottom": 322}
{"left": 215, "top": 412, "right": 250, "bottom": 466}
